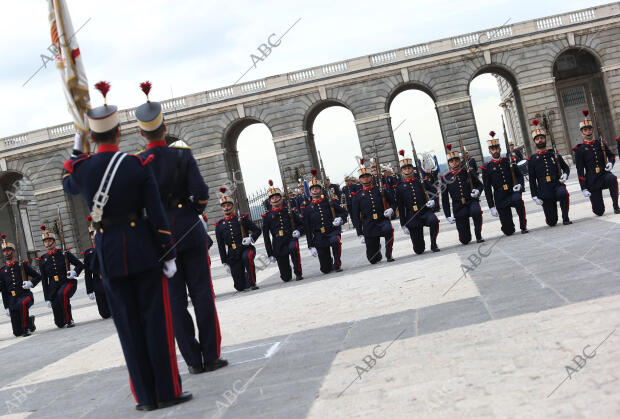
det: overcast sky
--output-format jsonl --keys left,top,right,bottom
{"left": 2, "top": 0, "right": 605, "bottom": 194}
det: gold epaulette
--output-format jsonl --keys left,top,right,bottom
{"left": 170, "top": 144, "right": 190, "bottom": 150}
{"left": 135, "top": 149, "right": 146, "bottom": 155}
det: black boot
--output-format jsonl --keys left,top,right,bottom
{"left": 204, "top": 358, "right": 229, "bottom": 372}
{"left": 156, "top": 392, "right": 193, "bottom": 409}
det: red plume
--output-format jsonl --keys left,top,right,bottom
{"left": 310, "top": 168, "right": 318, "bottom": 177}
{"left": 94, "top": 81, "right": 111, "bottom": 100}
{"left": 140, "top": 81, "right": 152, "bottom": 99}
{"left": 616, "top": 137, "right": 620, "bottom": 141}
{"left": 489, "top": 131, "right": 496, "bottom": 138}
{"left": 40, "top": 225, "right": 46, "bottom": 231}
{"left": 446, "top": 144, "right": 452, "bottom": 151}
{"left": 268, "top": 179, "right": 273, "bottom": 186}
{"left": 86, "top": 215, "right": 93, "bottom": 222}
{"left": 0, "top": 234, "right": 6, "bottom": 240}
{"left": 360, "top": 158, "right": 365, "bottom": 165}
{"left": 399, "top": 149, "right": 405, "bottom": 156}
{"left": 532, "top": 119, "right": 540, "bottom": 126}
{"left": 582, "top": 109, "right": 589, "bottom": 117}
{"left": 219, "top": 186, "right": 228, "bottom": 194}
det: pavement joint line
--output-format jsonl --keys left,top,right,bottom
{"left": 221, "top": 341, "right": 279, "bottom": 354}
{"left": 546, "top": 328, "right": 616, "bottom": 398}
{"left": 574, "top": 222, "right": 619, "bottom": 260}
{"left": 210, "top": 366, "right": 266, "bottom": 419}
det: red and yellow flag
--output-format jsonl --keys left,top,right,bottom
{"left": 48, "top": 0, "right": 90, "bottom": 151}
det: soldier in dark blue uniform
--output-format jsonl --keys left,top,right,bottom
{"left": 508, "top": 142, "right": 524, "bottom": 163}
{"left": 342, "top": 176, "right": 362, "bottom": 227}
{"left": 481, "top": 131, "right": 528, "bottom": 236}
{"left": 351, "top": 162, "right": 396, "bottom": 264}
{"left": 527, "top": 119, "right": 572, "bottom": 226}
{"left": 82, "top": 219, "right": 111, "bottom": 319}
{"left": 294, "top": 182, "right": 310, "bottom": 215}
{"left": 0, "top": 236, "right": 39, "bottom": 337}
{"left": 262, "top": 181, "right": 304, "bottom": 282}
{"left": 62, "top": 82, "right": 190, "bottom": 410}
{"left": 573, "top": 110, "right": 619, "bottom": 215}
{"left": 326, "top": 178, "right": 342, "bottom": 203}
{"left": 135, "top": 82, "right": 227, "bottom": 375}
{"left": 303, "top": 171, "right": 348, "bottom": 273}
{"left": 214, "top": 189, "right": 262, "bottom": 292}
{"left": 394, "top": 152, "right": 440, "bottom": 254}
{"left": 38, "top": 224, "right": 84, "bottom": 328}
{"left": 442, "top": 144, "right": 485, "bottom": 244}
{"left": 461, "top": 149, "right": 479, "bottom": 179}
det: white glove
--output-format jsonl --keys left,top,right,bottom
{"left": 359, "top": 236, "right": 366, "bottom": 244}
{"left": 292, "top": 230, "right": 301, "bottom": 238}
{"left": 73, "top": 131, "right": 84, "bottom": 153}
{"left": 67, "top": 270, "right": 77, "bottom": 279}
{"left": 513, "top": 184, "right": 522, "bottom": 192}
{"left": 163, "top": 259, "right": 177, "bottom": 278}
{"left": 46, "top": 301, "right": 52, "bottom": 308}
{"left": 402, "top": 226, "right": 410, "bottom": 235}
{"left": 470, "top": 189, "right": 480, "bottom": 198}
{"left": 447, "top": 216, "right": 455, "bottom": 224}
{"left": 426, "top": 199, "right": 435, "bottom": 208}
{"left": 5, "top": 308, "right": 9, "bottom": 316}
{"left": 223, "top": 263, "right": 231, "bottom": 274}
{"left": 605, "top": 162, "right": 613, "bottom": 172}
{"left": 22, "top": 280, "right": 33, "bottom": 289}
{"left": 269, "top": 256, "right": 277, "bottom": 263}
{"left": 88, "top": 293, "right": 95, "bottom": 300}
{"left": 383, "top": 208, "right": 394, "bottom": 218}
{"left": 559, "top": 173, "right": 568, "bottom": 183}
{"left": 242, "top": 237, "right": 253, "bottom": 246}
{"left": 332, "top": 217, "right": 343, "bottom": 227}
{"left": 309, "top": 247, "right": 318, "bottom": 257}
{"left": 582, "top": 189, "right": 591, "bottom": 198}
{"left": 532, "top": 196, "right": 543, "bottom": 206}
{"left": 490, "top": 207, "right": 498, "bottom": 217}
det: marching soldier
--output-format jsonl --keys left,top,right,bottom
{"left": 342, "top": 176, "right": 362, "bottom": 227}
{"left": 82, "top": 218, "right": 111, "bottom": 319}
{"left": 294, "top": 182, "right": 310, "bottom": 214}
{"left": 326, "top": 177, "right": 342, "bottom": 202}
{"left": 394, "top": 151, "right": 440, "bottom": 254}
{"left": 442, "top": 144, "right": 485, "bottom": 244}
{"left": 352, "top": 160, "right": 396, "bottom": 264}
{"left": 214, "top": 188, "right": 262, "bottom": 292}
{"left": 62, "top": 82, "right": 190, "bottom": 410}
{"left": 262, "top": 180, "right": 304, "bottom": 282}
{"left": 527, "top": 119, "right": 572, "bottom": 226}
{"left": 508, "top": 141, "right": 524, "bottom": 163}
{"left": 462, "top": 149, "right": 479, "bottom": 178}
{"left": 135, "top": 82, "right": 227, "bottom": 374}
{"left": 573, "top": 110, "right": 619, "bottom": 215}
{"left": 38, "top": 224, "right": 83, "bottom": 328}
{"left": 0, "top": 236, "right": 39, "bottom": 337}
{"left": 303, "top": 170, "right": 348, "bottom": 273}
{"left": 481, "top": 131, "right": 528, "bottom": 235}
{"left": 419, "top": 154, "right": 440, "bottom": 185}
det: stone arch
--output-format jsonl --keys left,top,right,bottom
{"left": 385, "top": 82, "right": 437, "bottom": 113}
{"left": 0, "top": 170, "right": 38, "bottom": 259}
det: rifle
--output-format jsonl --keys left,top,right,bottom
{"left": 55, "top": 206, "right": 70, "bottom": 272}
{"left": 408, "top": 133, "right": 428, "bottom": 201}
{"left": 501, "top": 115, "right": 518, "bottom": 187}
{"left": 317, "top": 151, "right": 337, "bottom": 219}
{"left": 589, "top": 93, "right": 608, "bottom": 166}
{"left": 454, "top": 120, "right": 474, "bottom": 189}
{"left": 232, "top": 183, "right": 247, "bottom": 238}
{"left": 372, "top": 140, "right": 390, "bottom": 211}
{"left": 277, "top": 163, "right": 297, "bottom": 230}
{"left": 542, "top": 110, "right": 563, "bottom": 175}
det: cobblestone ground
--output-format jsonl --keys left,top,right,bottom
{"left": 1, "top": 172, "right": 619, "bottom": 418}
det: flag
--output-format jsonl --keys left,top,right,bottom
{"left": 48, "top": 0, "right": 90, "bottom": 151}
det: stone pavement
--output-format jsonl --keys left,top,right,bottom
{"left": 0, "top": 172, "right": 619, "bottom": 418}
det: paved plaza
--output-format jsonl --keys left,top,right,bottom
{"left": 1, "top": 172, "right": 619, "bottom": 418}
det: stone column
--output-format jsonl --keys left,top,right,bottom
{"left": 601, "top": 64, "right": 620, "bottom": 152}
{"left": 516, "top": 77, "right": 570, "bottom": 156}
{"left": 272, "top": 131, "right": 315, "bottom": 187}
{"left": 354, "top": 113, "right": 398, "bottom": 171}
{"left": 194, "top": 149, "right": 233, "bottom": 229}
{"left": 435, "top": 96, "right": 483, "bottom": 165}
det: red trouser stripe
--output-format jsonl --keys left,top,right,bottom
{"left": 295, "top": 241, "right": 302, "bottom": 273}
{"left": 161, "top": 275, "right": 182, "bottom": 396}
{"left": 206, "top": 243, "right": 222, "bottom": 358}
{"left": 62, "top": 282, "right": 74, "bottom": 324}
{"left": 129, "top": 376, "right": 138, "bottom": 403}
{"left": 336, "top": 235, "right": 342, "bottom": 268}
{"left": 22, "top": 296, "right": 31, "bottom": 328}
{"left": 521, "top": 200, "right": 527, "bottom": 229}
{"left": 248, "top": 250, "right": 256, "bottom": 285}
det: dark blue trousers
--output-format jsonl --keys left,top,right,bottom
{"left": 104, "top": 268, "right": 183, "bottom": 406}
{"left": 9, "top": 293, "right": 34, "bottom": 336}
{"left": 275, "top": 239, "right": 303, "bottom": 281}
{"left": 317, "top": 231, "right": 342, "bottom": 273}
{"left": 455, "top": 201, "right": 483, "bottom": 244}
{"left": 50, "top": 280, "right": 77, "bottom": 327}
{"left": 169, "top": 243, "right": 221, "bottom": 368}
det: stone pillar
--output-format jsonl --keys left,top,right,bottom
{"left": 435, "top": 96, "right": 483, "bottom": 165}
{"left": 354, "top": 113, "right": 398, "bottom": 171}
{"left": 601, "top": 64, "right": 620, "bottom": 152}
{"left": 194, "top": 149, "right": 232, "bottom": 229}
{"left": 35, "top": 189, "right": 76, "bottom": 253}
{"left": 516, "top": 78, "right": 570, "bottom": 157}
{"left": 272, "top": 131, "right": 315, "bottom": 187}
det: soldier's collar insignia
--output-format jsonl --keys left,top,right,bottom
{"left": 312, "top": 198, "right": 323, "bottom": 204}
{"left": 224, "top": 214, "right": 236, "bottom": 221}
{"left": 6, "top": 260, "right": 16, "bottom": 267}
{"left": 583, "top": 139, "right": 594, "bottom": 145}
{"left": 47, "top": 249, "right": 58, "bottom": 255}
{"left": 146, "top": 140, "right": 167, "bottom": 150}
{"left": 536, "top": 149, "right": 548, "bottom": 155}
{"left": 97, "top": 144, "right": 120, "bottom": 153}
